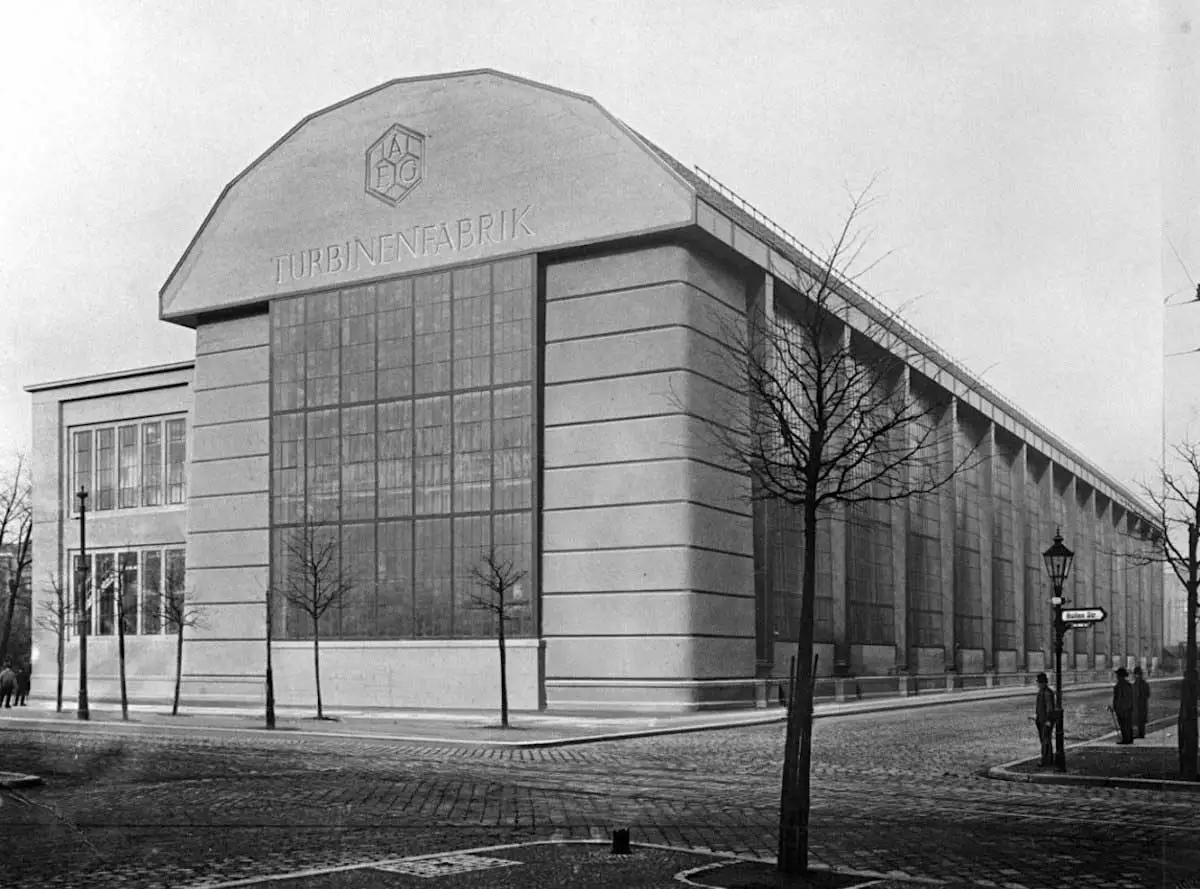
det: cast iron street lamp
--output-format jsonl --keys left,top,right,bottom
{"left": 76, "top": 485, "right": 89, "bottom": 721}
{"left": 1043, "top": 528, "right": 1074, "bottom": 772}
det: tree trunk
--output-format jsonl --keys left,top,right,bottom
{"left": 313, "top": 619, "right": 323, "bottom": 720}
{"left": 778, "top": 489, "right": 819, "bottom": 877}
{"left": 118, "top": 599, "right": 129, "bottom": 721}
{"left": 498, "top": 611, "right": 509, "bottom": 728}
{"left": 172, "top": 620, "right": 184, "bottom": 716}
{"left": 55, "top": 614, "right": 64, "bottom": 712}
{"left": 1182, "top": 576, "right": 1198, "bottom": 780}
{"left": 265, "top": 589, "right": 276, "bottom": 730}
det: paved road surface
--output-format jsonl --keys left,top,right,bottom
{"left": 0, "top": 686, "right": 1193, "bottom": 888}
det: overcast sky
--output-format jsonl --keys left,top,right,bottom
{"left": 1, "top": 0, "right": 1193, "bottom": 498}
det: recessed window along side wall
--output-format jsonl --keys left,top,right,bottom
{"left": 269, "top": 257, "right": 536, "bottom": 641}
{"left": 70, "top": 416, "right": 187, "bottom": 513}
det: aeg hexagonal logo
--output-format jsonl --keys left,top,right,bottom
{"left": 365, "top": 124, "right": 424, "bottom": 207}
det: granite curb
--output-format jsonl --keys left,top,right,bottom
{"left": 3, "top": 678, "right": 1167, "bottom": 750}
{"left": 986, "top": 714, "right": 1200, "bottom": 792}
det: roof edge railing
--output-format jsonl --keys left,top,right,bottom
{"left": 690, "top": 165, "right": 1152, "bottom": 520}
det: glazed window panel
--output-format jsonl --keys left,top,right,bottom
{"left": 453, "top": 514, "right": 492, "bottom": 638}
{"left": 141, "top": 422, "right": 163, "bottom": 507}
{"left": 378, "top": 400, "right": 413, "bottom": 518}
{"left": 453, "top": 392, "right": 491, "bottom": 513}
{"left": 376, "top": 520, "right": 413, "bottom": 637}
{"left": 413, "top": 396, "right": 451, "bottom": 515}
{"left": 118, "top": 425, "right": 139, "bottom": 508}
{"left": 73, "top": 430, "right": 92, "bottom": 512}
{"left": 165, "top": 548, "right": 186, "bottom": 637}
{"left": 166, "top": 419, "right": 187, "bottom": 504}
{"left": 96, "top": 553, "right": 115, "bottom": 635}
{"left": 141, "top": 550, "right": 162, "bottom": 635}
{"left": 493, "top": 510, "right": 533, "bottom": 637}
{"left": 269, "top": 259, "right": 535, "bottom": 641}
{"left": 95, "top": 428, "right": 115, "bottom": 511}
{"left": 414, "top": 518, "right": 452, "bottom": 636}
{"left": 119, "top": 552, "right": 138, "bottom": 635}
{"left": 339, "top": 522, "right": 376, "bottom": 638}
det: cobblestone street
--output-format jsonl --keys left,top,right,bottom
{"left": 0, "top": 686, "right": 1195, "bottom": 888}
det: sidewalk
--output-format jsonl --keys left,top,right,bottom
{"left": 989, "top": 714, "right": 1200, "bottom": 792}
{"left": 0, "top": 677, "right": 1137, "bottom": 749}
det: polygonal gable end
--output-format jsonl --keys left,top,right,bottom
{"left": 160, "top": 69, "right": 697, "bottom": 325}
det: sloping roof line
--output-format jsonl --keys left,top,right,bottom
{"left": 159, "top": 68, "right": 695, "bottom": 314}
{"left": 625, "top": 127, "right": 1151, "bottom": 519}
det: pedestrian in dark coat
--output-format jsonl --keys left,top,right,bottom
{"left": 1034, "top": 672, "right": 1055, "bottom": 766}
{"left": 0, "top": 665, "right": 15, "bottom": 708}
{"left": 1112, "top": 667, "right": 1135, "bottom": 744}
{"left": 1132, "top": 665, "right": 1150, "bottom": 738}
{"left": 15, "top": 663, "right": 30, "bottom": 706}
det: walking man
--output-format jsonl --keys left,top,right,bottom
{"left": 1132, "top": 665, "right": 1150, "bottom": 739}
{"left": 1112, "top": 667, "right": 1135, "bottom": 745}
{"left": 0, "top": 663, "right": 15, "bottom": 709}
{"left": 1034, "top": 672, "right": 1055, "bottom": 766}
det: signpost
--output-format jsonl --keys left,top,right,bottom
{"left": 1062, "top": 607, "right": 1107, "bottom": 631}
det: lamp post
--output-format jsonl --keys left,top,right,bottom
{"left": 1043, "top": 528, "right": 1074, "bottom": 772}
{"left": 76, "top": 485, "right": 89, "bottom": 721}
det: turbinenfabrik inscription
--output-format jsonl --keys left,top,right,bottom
{"left": 272, "top": 206, "right": 536, "bottom": 285}
{"left": 365, "top": 123, "right": 424, "bottom": 206}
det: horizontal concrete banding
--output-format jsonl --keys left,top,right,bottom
{"left": 542, "top": 501, "right": 752, "bottom": 556}
{"left": 543, "top": 460, "right": 749, "bottom": 514}
{"left": 189, "top": 493, "right": 269, "bottom": 533}
{"left": 543, "top": 589, "right": 754, "bottom": 637}
{"left": 191, "top": 419, "right": 269, "bottom": 462}
{"left": 544, "top": 369, "right": 743, "bottom": 429}
{"left": 195, "top": 313, "right": 269, "bottom": 355}
{"left": 193, "top": 345, "right": 269, "bottom": 391}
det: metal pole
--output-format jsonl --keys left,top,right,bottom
{"left": 1053, "top": 595, "right": 1065, "bottom": 771}
{"left": 76, "top": 486, "right": 89, "bottom": 720}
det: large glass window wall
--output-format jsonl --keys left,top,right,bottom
{"left": 269, "top": 258, "right": 536, "bottom": 641}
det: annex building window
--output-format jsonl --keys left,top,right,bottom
{"left": 269, "top": 258, "right": 536, "bottom": 641}
{"left": 69, "top": 546, "right": 185, "bottom": 638}
{"left": 70, "top": 415, "right": 187, "bottom": 514}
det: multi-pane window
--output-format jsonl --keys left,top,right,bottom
{"left": 768, "top": 501, "right": 835, "bottom": 645}
{"left": 95, "top": 429, "right": 115, "bottom": 511}
{"left": 270, "top": 258, "right": 536, "bottom": 641}
{"left": 68, "top": 546, "right": 184, "bottom": 638}
{"left": 142, "top": 422, "right": 163, "bottom": 507}
{"left": 70, "top": 416, "right": 186, "bottom": 513}
{"left": 847, "top": 496, "right": 894, "bottom": 646}
{"left": 118, "top": 426, "right": 139, "bottom": 508}
{"left": 166, "top": 419, "right": 187, "bottom": 504}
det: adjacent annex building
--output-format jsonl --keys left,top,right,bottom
{"left": 28, "top": 70, "right": 1163, "bottom": 712}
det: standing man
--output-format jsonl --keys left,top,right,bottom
{"left": 1112, "top": 667, "right": 1135, "bottom": 745}
{"left": 1034, "top": 672, "right": 1055, "bottom": 766}
{"left": 1132, "top": 665, "right": 1150, "bottom": 739}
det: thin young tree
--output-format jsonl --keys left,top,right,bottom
{"left": 159, "top": 557, "right": 204, "bottom": 717}
{"left": 1135, "top": 439, "right": 1200, "bottom": 779}
{"left": 114, "top": 558, "right": 132, "bottom": 721}
{"left": 467, "top": 546, "right": 528, "bottom": 728}
{"left": 275, "top": 519, "right": 355, "bottom": 720}
{"left": 36, "top": 573, "right": 69, "bottom": 712}
{"left": 0, "top": 454, "right": 33, "bottom": 668}
{"left": 703, "top": 188, "right": 976, "bottom": 876}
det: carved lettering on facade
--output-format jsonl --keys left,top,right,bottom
{"left": 272, "top": 206, "right": 536, "bottom": 286}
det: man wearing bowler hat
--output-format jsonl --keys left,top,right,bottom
{"left": 1034, "top": 672, "right": 1055, "bottom": 766}
{"left": 1112, "top": 667, "right": 1135, "bottom": 745}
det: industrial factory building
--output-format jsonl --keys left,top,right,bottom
{"left": 28, "top": 70, "right": 1162, "bottom": 712}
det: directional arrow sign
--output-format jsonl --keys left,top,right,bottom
{"left": 1061, "top": 607, "right": 1106, "bottom": 624}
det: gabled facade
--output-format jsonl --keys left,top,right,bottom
{"left": 29, "top": 70, "right": 1162, "bottom": 712}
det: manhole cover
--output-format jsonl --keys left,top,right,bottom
{"left": 372, "top": 853, "right": 521, "bottom": 877}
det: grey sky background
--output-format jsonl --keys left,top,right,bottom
{"left": 0, "top": 1, "right": 1192, "bottom": 499}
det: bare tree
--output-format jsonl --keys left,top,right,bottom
{"left": 159, "top": 557, "right": 204, "bottom": 717}
{"left": 36, "top": 573, "right": 69, "bottom": 712}
{"left": 0, "top": 454, "right": 33, "bottom": 668}
{"left": 274, "top": 519, "right": 355, "bottom": 720}
{"left": 467, "top": 546, "right": 528, "bottom": 728}
{"left": 704, "top": 189, "right": 976, "bottom": 877}
{"left": 1135, "top": 440, "right": 1199, "bottom": 779}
